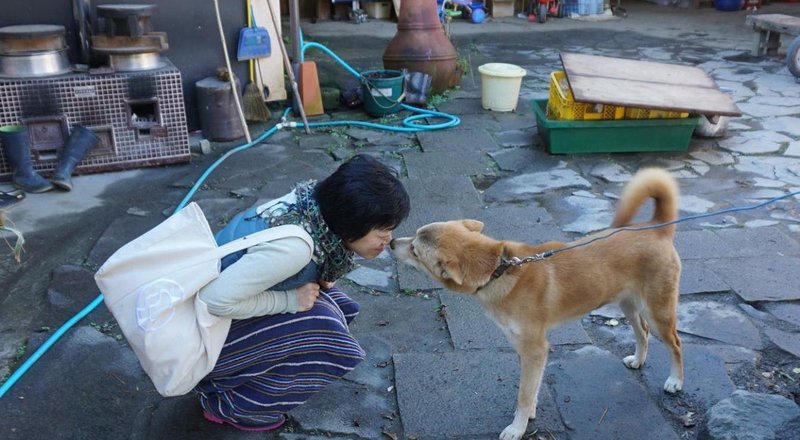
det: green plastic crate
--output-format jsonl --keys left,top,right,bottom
{"left": 533, "top": 99, "right": 700, "bottom": 154}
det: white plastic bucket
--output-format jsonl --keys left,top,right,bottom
{"left": 478, "top": 63, "right": 527, "bottom": 112}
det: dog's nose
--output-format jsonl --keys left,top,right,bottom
{"left": 389, "top": 239, "right": 396, "bottom": 249}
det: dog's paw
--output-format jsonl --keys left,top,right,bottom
{"left": 663, "top": 376, "right": 683, "bottom": 393}
{"left": 499, "top": 424, "right": 525, "bottom": 440}
{"left": 623, "top": 355, "right": 643, "bottom": 369}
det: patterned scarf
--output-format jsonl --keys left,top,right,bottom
{"left": 257, "top": 180, "right": 356, "bottom": 282}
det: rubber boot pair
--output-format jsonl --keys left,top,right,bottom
{"left": 0, "top": 125, "right": 99, "bottom": 193}
{"left": 51, "top": 125, "right": 100, "bottom": 191}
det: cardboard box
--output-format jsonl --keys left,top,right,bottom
{"left": 364, "top": 1, "right": 392, "bottom": 19}
{"left": 491, "top": 0, "right": 515, "bottom": 17}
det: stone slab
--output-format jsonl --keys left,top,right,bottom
{"left": 416, "top": 128, "right": 497, "bottom": 153}
{"left": 348, "top": 289, "right": 450, "bottom": 356}
{"left": 674, "top": 229, "right": 744, "bottom": 260}
{"left": 434, "top": 97, "right": 487, "bottom": 116}
{"left": 0, "top": 326, "right": 158, "bottom": 440}
{"left": 462, "top": 203, "right": 569, "bottom": 244}
{"left": 714, "top": 227, "right": 800, "bottom": 258}
{"left": 494, "top": 129, "right": 535, "bottom": 148}
{"left": 484, "top": 168, "right": 591, "bottom": 203}
{"left": 86, "top": 212, "right": 165, "bottom": 267}
{"left": 441, "top": 291, "right": 592, "bottom": 351}
{"left": 488, "top": 147, "right": 538, "bottom": 172}
{"left": 679, "top": 261, "right": 732, "bottom": 295}
{"left": 640, "top": 343, "right": 735, "bottom": 408}
{"left": 291, "top": 379, "right": 394, "bottom": 439}
{"left": 763, "top": 302, "right": 800, "bottom": 327}
{"left": 345, "top": 251, "right": 394, "bottom": 289}
{"left": 705, "top": 256, "right": 800, "bottom": 302}
{"left": 764, "top": 328, "right": 800, "bottom": 358}
{"left": 403, "top": 150, "right": 496, "bottom": 179}
{"left": 678, "top": 301, "right": 763, "bottom": 350}
{"left": 548, "top": 346, "right": 680, "bottom": 440}
{"left": 393, "top": 351, "right": 564, "bottom": 439}
{"left": 395, "top": 175, "right": 483, "bottom": 237}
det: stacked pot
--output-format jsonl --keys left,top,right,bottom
{"left": 0, "top": 24, "right": 72, "bottom": 78}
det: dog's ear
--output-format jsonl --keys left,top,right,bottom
{"left": 442, "top": 259, "right": 465, "bottom": 285}
{"left": 461, "top": 219, "right": 484, "bottom": 232}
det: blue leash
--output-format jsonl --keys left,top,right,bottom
{"left": 531, "top": 190, "right": 800, "bottom": 261}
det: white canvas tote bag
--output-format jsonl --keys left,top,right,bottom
{"left": 94, "top": 202, "right": 312, "bottom": 396}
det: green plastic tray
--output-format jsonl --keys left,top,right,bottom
{"left": 532, "top": 99, "right": 700, "bottom": 154}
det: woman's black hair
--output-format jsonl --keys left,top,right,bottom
{"left": 314, "top": 154, "right": 410, "bottom": 242}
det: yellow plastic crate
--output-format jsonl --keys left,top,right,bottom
{"left": 547, "top": 71, "right": 625, "bottom": 121}
{"left": 624, "top": 107, "right": 690, "bottom": 119}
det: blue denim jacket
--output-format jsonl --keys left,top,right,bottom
{"left": 215, "top": 206, "right": 318, "bottom": 291}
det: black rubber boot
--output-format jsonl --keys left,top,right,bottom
{"left": 0, "top": 125, "right": 54, "bottom": 193}
{"left": 51, "top": 125, "right": 99, "bottom": 191}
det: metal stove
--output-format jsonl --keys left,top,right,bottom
{"left": 0, "top": 3, "right": 189, "bottom": 182}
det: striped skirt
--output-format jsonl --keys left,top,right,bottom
{"left": 194, "top": 288, "right": 365, "bottom": 425}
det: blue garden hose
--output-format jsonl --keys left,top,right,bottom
{"left": 0, "top": 41, "right": 459, "bottom": 400}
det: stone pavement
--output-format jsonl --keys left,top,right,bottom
{"left": 1, "top": 2, "right": 800, "bottom": 439}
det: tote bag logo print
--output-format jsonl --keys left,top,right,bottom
{"left": 136, "top": 278, "right": 185, "bottom": 331}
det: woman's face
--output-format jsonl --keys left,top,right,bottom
{"left": 345, "top": 227, "right": 393, "bottom": 259}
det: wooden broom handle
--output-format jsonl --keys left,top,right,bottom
{"left": 212, "top": 0, "right": 252, "bottom": 144}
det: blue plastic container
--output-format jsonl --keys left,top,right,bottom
{"left": 714, "top": 0, "right": 742, "bottom": 10}
{"left": 562, "top": 0, "right": 579, "bottom": 15}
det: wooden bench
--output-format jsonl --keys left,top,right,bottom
{"left": 745, "top": 13, "right": 800, "bottom": 57}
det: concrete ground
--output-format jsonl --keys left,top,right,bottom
{"left": 1, "top": 1, "right": 799, "bottom": 439}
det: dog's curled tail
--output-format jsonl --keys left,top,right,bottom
{"left": 612, "top": 168, "right": 679, "bottom": 235}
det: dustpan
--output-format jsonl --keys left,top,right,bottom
{"left": 237, "top": 4, "right": 271, "bottom": 61}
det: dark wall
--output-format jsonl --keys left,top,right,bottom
{"left": 0, "top": 0, "right": 256, "bottom": 130}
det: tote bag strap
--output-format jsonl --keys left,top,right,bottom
{"left": 212, "top": 224, "right": 313, "bottom": 260}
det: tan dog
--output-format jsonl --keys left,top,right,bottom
{"left": 390, "top": 168, "right": 684, "bottom": 440}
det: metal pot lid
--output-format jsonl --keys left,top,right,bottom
{"left": 0, "top": 24, "right": 66, "bottom": 39}
{"left": 96, "top": 4, "right": 158, "bottom": 17}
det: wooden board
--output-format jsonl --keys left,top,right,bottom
{"left": 745, "top": 13, "right": 800, "bottom": 35}
{"left": 560, "top": 53, "right": 741, "bottom": 117}
{"left": 252, "top": 0, "right": 287, "bottom": 102}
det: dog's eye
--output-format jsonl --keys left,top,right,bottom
{"left": 410, "top": 244, "right": 417, "bottom": 257}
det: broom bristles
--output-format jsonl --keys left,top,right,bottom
{"left": 243, "top": 81, "right": 271, "bottom": 122}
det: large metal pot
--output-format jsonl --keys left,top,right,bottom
{"left": 109, "top": 52, "right": 165, "bottom": 72}
{"left": 0, "top": 24, "right": 71, "bottom": 78}
{"left": 0, "top": 49, "right": 71, "bottom": 78}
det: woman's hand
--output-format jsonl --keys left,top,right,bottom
{"left": 296, "top": 282, "right": 320, "bottom": 311}
{"left": 318, "top": 280, "right": 336, "bottom": 290}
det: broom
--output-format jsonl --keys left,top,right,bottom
{"left": 242, "top": 0, "right": 271, "bottom": 122}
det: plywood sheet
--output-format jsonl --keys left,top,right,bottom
{"left": 560, "top": 53, "right": 741, "bottom": 116}
{"left": 253, "top": 0, "right": 287, "bottom": 102}
{"left": 745, "top": 13, "right": 800, "bottom": 35}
